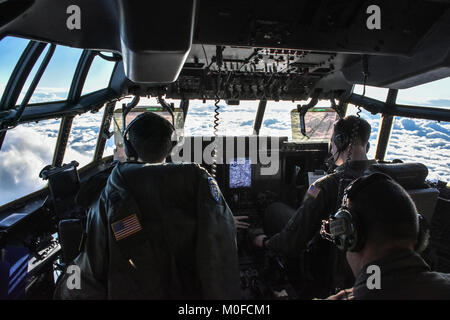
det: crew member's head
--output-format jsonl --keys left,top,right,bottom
{"left": 126, "top": 112, "right": 175, "bottom": 163}
{"left": 330, "top": 116, "right": 371, "bottom": 165}
{"left": 342, "top": 173, "right": 419, "bottom": 276}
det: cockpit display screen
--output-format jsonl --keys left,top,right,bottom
{"left": 229, "top": 158, "right": 252, "bottom": 188}
{"left": 291, "top": 107, "right": 339, "bottom": 143}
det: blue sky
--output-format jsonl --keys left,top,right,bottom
{"left": 0, "top": 36, "right": 449, "bottom": 205}
{"left": 0, "top": 36, "right": 115, "bottom": 102}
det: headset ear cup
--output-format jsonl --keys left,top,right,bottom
{"left": 331, "top": 209, "right": 363, "bottom": 252}
{"left": 123, "top": 113, "right": 146, "bottom": 161}
{"left": 333, "top": 133, "right": 349, "bottom": 153}
{"left": 123, "top": 133, "right": 138, "bottom": 161}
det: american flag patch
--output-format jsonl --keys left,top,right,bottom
{"left": 111, "top": 214, "right": 142, "bottom": 241}
{"left": 307, "top": 185, "right": 320, "bottom": 199}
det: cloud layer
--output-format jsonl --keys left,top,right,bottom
{"left": 0, "top": 112, "right": 112, "bottom": 205}
{"left": 0, "top": 99, "right": 449, "bottom": 206}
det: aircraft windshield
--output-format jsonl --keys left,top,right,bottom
{"left": 182, "top": 100, "right": 338, "bottom": 142}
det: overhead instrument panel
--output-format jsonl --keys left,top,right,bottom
{"left": 162, "top": 46, "right": 348, "bottom": 101}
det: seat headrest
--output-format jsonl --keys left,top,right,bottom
{"left": 369, "top": 162, "right": 428, "bottom": 189}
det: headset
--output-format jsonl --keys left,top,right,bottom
{"left": 331, "top": 131, "right": 370, "bottom": 154}
{"left": 123, "top": 112, "right": 177, "bottom": 161}
{"left": 320, "top": 172, "right": 429, "bottom": 253}
{"left": 327, "top": 122, "right": 370, "bottom": 172}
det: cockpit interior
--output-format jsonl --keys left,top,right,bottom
{"left": 0, "top": 0, "right": 449, "bottom": 300}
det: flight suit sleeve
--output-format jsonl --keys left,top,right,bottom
{"left": 194, "top": 169, "right": 241, "bottom": 299}
{"left": 54, "top": 195, "right": 109, "bottom": 300}
{"left": 265, "top": 179, "right": 331, "bottom": 258}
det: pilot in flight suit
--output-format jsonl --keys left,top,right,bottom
{"left": 54, "top": 112, "right": 240, "bottom": 299}
{"left": 253, "top": 115, "right": 375, "bottom": 297}
{"left": 322, "top": 173, "right": 450, "bottom": 299}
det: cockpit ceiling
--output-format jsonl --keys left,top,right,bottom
{"left": 1, "top": 0, "right": 450, "bottom": 98}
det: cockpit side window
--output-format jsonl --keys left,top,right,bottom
{"left": 62, "top": 110, "right": 105, "bottom": 167}
{"left": 27, "top": 46, "right": 82, "bottom": 104}
{"left": 17, "top": 44, "right": 50, "bottom": 105}
{"left": 81, "top": 53, "right": 115, "bottom": 95}
{"left": 397, "top": 77, "right": 450, "bottom": 109}
{"left": 60, "top": 103, "right": 116, "bottom": 166}
{"left": 347, "top": 82, "right": 450, "bottom": 182}
{"left": 384, "top": 116, "right": 450, "bottom": 182}
{"left": 385, "top": 77, "right": 450, "bottom": 182}
{"left": 0, "top": 118, "right": 60, "bottom": 206}
{"left": 0, "top": 36, "right": 29, "bottom": 102}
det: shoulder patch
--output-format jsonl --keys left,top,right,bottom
{"left": 111, "top": 214, "right": 142, "bottom": 241}
{"left": 208, "top": 177, "right": 221, "bottom": 203}
{"left": 307, "top": 184, "right": 321, "bottom": 199}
